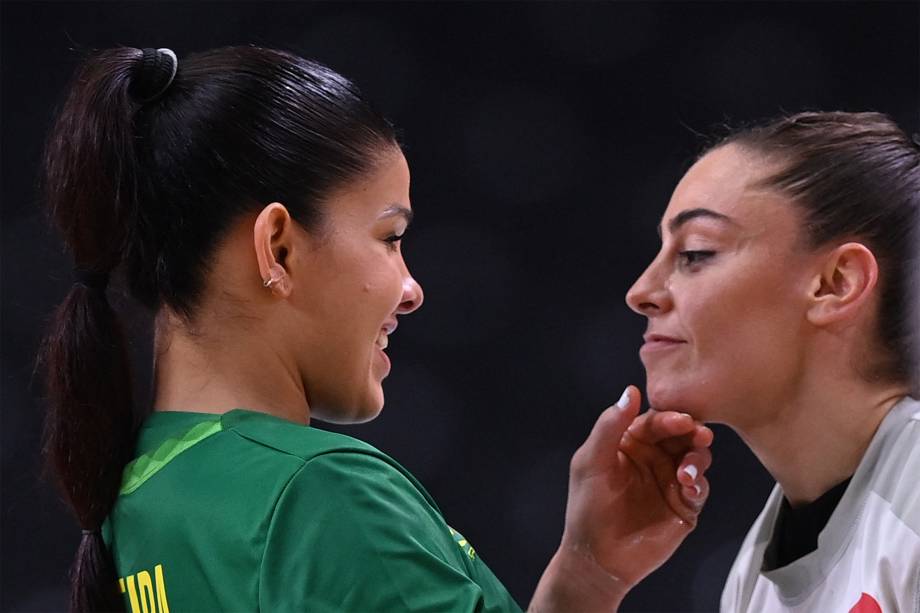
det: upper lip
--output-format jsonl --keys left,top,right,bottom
{"left": 381, "top": 319, "right": 398, "bottom": 335}
{"left": 643, "top": 333, "right": 685, "bottom": 343}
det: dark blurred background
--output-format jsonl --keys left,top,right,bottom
{"left": 2, "top": 2, "right": 918, "bottom": 611}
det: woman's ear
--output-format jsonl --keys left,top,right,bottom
{"left": 806, "top": 242, "right": 879, "bottom": 327}
{"left": 253, "top": 203, "right": 294, "bottom": 298}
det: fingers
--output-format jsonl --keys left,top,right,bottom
{"left": 676, "top": 449, "right": 712, "bottom": 487}
{"left": 626, "top": 409, "right": 713, "bottom": 459}
{"left": 627, "top": 410, "right": 697, "bottom": 445}
{"left": 619, "top": 437, "right": 710, "bottom": 525}
{"left": 675, "top": 448, "right": 711, "bottom": 519}
{"left": 571, "top": 386, "right": 640, "bottom": 475}
{"left": 678, "top": 474, "right": 710, "bottom": 516}
{"left": 620, "top": 424, "right": 714, "bottom": 523}
{"left": 689, "top": 424, "right": 714, "bottom": 449}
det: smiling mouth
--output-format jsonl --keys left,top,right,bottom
{"left": 374, "top": 329, "right": 393, "bottom": 378}
{"left": 375, "top": 319, "right": 398, "bottom": 351}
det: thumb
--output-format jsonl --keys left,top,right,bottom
{"left": 576, "top": 386, "right": 641, "bottom": 470}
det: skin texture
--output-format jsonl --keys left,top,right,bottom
{"left": 627, "top": 144, "right": 817, "bottom": 425}
{"left": 153, "top": 149, "right": 422, "bottom": 424}
{"left": 152, "top": 149, "right": 714, "bottom": 610}
{"left": 252, "top": 151, "right": 424, "bottom": 423}
{"left": 626, "top": 144, "right": 909, "bottom": 505}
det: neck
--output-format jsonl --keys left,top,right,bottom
{"left": 731, "top": 375, "right": 907, "bottom": 507}
{"left": 152, "top": 311, "right": 311, "bottom": 425}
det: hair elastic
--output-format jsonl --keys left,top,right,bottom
{"left": 73, "top": 268, "right": 110, "bottom": 292}
{"left": 131, "top": 47, "right": 178, "bottom": 103}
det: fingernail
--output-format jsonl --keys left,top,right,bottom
{"left": 693, "top": 483, "right": 702, "bottom": 497}
{"left": 680, "top": 412, "right": 692, "bottom": 419}
{"left": 682, "top": 465, "right": 698, "bottom": 481}
{"left": 616, "top": 388, "right": 631, "bottom": 409}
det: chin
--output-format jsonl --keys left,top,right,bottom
{"left": 645, "top": 378, "right": 709, "bottom": 421}
{"left": 350, "top": 403, "right": 384, "bottom": 424}
{"left": 351, "top": 383, "right": 386, "bottom": 423}
{"left": 313, "top": 388, "right": 384, "bottom": 425}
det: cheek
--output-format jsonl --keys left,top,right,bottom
{"left": 361, "top": 263, "right": 405, "bottom": 309}
{"left": 687, "top": 289, "right": 769, "bottom": 354}
{"left": 303, "top": 252, "right": 397, "bottom": 328}
{"left": 647, "top": 274, "right": 804, "bottom": 416}
{"left": 684, "top": 262, "right": 802, "bottom": 347}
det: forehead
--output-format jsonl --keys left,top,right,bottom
{"left": 323, "top": 149, "right": 411, "bottom": 221}
{"left": 349, "top": 149, "right": 410, "bottom": 204}
{"left": 662, "top": 144, "right": 795, "bottom": 234}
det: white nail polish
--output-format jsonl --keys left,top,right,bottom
{"left": 616, "top": 388, "right": 631, "bottom": 409}
{"left": 683, "top": 465, "right": 698, "bottom": 481}
{"left": 693, "top": 484, "right": 702, "bottom": 496}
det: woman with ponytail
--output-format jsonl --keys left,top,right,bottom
{"left": 41, "top": 47, "right": 174, "bottom": 612}
{"left": 40, "top": 46, "right": 713, "bottom": 612}
{"left": 626, "top": 112, "right": 920, "bottom": 611}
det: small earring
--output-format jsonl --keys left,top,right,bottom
{"left": 262, "top": 263, "right": 291, "bottom": 294}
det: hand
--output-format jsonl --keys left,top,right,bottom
{"left": 529, "top": 385, "right": 712, "bottom": 612}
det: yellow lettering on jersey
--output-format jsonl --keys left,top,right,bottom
{"left": 447, "top": 526, "right": 478, "bottom": 561}
{"left": 137, "top": 570, "right": 155, "bottom": 613}
{"left": 126, "top": 575, "right": 141, "bottom": 613}
{"left": 154, "top": 565, "right": 170, "bottom": 613}
{"left": 118, "top": 565, "right": 170, "bottom": 613}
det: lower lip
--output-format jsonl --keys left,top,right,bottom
{"left": 375, "top": 346, "right": 391, "bottom": 376}
{"left": 640, "top": 340, "right": 686, "bottom": 356}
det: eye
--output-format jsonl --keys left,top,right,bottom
{"left": 384, "top": 232, "right": 405, "bottom": 251}
{"left": 678, "top": 250, "right": 716, "bottom": 268}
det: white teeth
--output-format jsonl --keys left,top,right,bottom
{"left": 376, "top": 334, "right": 389, "bottom": 350}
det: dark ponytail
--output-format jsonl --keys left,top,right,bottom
{"left": 40, "top": 45, "right": 397, "bottom": 611}
{"left": 40, "top": 47, "right": 159, "bottom": 612}
{"left": 42, "top": 282, "right": 134, "bottom": 612}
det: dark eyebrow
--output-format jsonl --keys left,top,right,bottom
{"left": 379, "top": 205, "right": 413, "bottom": 225}
{"left": 657, "top": 208, "right": 735, "bottom": 237}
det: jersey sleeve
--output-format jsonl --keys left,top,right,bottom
{"left": 259, "top": 450, "right": 505, "bottom": 612}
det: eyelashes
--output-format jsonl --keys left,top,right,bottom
{"left": 384, "top": 232, "right": 405, "bottom": 251}
{"left": 678, "top": 250, "right": 716, "bottom": 267}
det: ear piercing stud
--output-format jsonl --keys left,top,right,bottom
{"left": 263, "top": 264, "right": 291, "bottom": 293}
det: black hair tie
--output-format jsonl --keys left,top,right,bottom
{"left": 130, "top": 47, "right": 178, "bottom": 103}
{"left": 73, "top": 267, "right": 110, "bottom": 292}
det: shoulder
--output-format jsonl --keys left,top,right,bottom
{"left": 259, "top": 445, "right": 487, "bottom": 611}
{"left": 278, "top": 445, "right": 441, "bottom": 519}
{"left": 871, "top": 397, "right": 920, "bottom": 535}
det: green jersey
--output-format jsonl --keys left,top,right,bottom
{"left": 103, "top": 409, "right": 522, "bottom": 612}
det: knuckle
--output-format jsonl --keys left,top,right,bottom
{"left": 569, "top": 446, "right": 590, "bottom": 477}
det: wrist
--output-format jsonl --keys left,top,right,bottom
{"left": 529, "top": 544, "right": 631, "bottom": 613}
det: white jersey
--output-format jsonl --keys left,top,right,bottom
{"left": 721, "top": 396, "right": 920, "bottom": 613}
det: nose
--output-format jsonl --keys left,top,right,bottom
{"left": 396, "top": 274, "right": 424, "bottom": 315}
{"left": 626, "top": 257, "right": 671, "bottom": 316}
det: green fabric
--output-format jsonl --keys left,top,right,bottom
{"left": 104, "top": 409, "right": 522, "bottom": 613}
{"left": 120, "top": 418, "right": 222, "bottom": 495}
